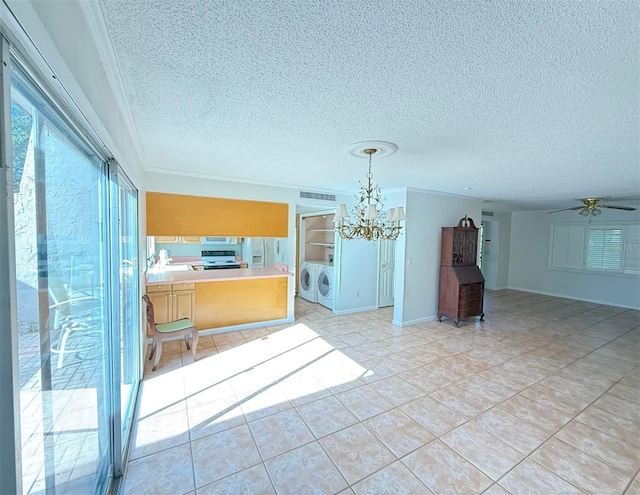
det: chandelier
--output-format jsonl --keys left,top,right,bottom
{"left": 335, "top": 146, "right": 406, "bottom": 241}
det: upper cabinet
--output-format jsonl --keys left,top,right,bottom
{"left": 156, "top": 235, "right": 202, "bottom": 243}
{"left": 146, "top": 192, "right": 288, "bottom": 237}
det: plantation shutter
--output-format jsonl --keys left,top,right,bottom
{"left": 585, "top": 227, "right": 622, "bottom": 271}
{"left": 623, "top": 225, "right": 640, "bottom": 274}
{"left": 551, "top": 225, "right": 585, "bottom": 269}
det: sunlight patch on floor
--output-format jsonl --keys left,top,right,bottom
{"left": 137, "top": 323, "right": 369, "bottom": 434}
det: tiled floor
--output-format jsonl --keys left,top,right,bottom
{"left": 19, "top": 324, "right": 106, "bottom": 495}
{"left": 121, "top": 290, "right": 640, "bottom": 495}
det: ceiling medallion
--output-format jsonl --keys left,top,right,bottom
{"left": 345, "top": 140, "right": 398, "bottom": 159}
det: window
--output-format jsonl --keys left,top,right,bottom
{"left": 549, "top": 223, "right": 640, "bottom": 275}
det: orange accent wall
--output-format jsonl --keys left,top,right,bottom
{"left": 146, "top": 192, "right": 288, "bottom": 237}
{"left": 195, "top": 278, "right": 288, "bottom": 329}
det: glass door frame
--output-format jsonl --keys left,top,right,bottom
{"left": 0, "top": 33, "right": 21, "bottom": 495}
{"left": 108, "top": 160, "right": 141, "bottom": 478}
{"left": 0, "top": 31, "right": 142, "bottom": 494}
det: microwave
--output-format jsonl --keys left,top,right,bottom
{"left": 202, "top": 237, "right": 238, "bottom": 245}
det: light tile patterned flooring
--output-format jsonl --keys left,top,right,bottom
{"left": 122, "top": 290, "right": 640, "bottom": 495}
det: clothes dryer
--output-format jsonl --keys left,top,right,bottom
{"left": 316, "top": 265, "right": 334, "bottom": 309}
{"left": 299, "top": 262, "right": 318, "bottom": 302}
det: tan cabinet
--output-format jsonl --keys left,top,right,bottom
{"left": 195, "top": 278, "right": 287, "bottom": 329}
{"left": 155, "top": 236, "right": 180, "bottom": 243}
{"left": 146, "top": 282, "right": 196, "bottom": 335}
{"left": 180, "top": 236, "right": 202, "bottom": 243}
{"left": 155, "top": 236, "right": 202, "bottom": 243}
{"left": 146, "top": 192, "right": 288, "bottom": 237}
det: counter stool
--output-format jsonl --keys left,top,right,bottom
{"left": 142, "top": 294, "right": 199, "bottom": 371}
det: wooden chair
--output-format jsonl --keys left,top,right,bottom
{"left": 142, "top": 294, "right": 199, "bottom": 371}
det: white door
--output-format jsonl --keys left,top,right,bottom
{"left": 378, "top": 239, "right": 396, "bottom": 307}
{"left": 481, "top": 220, "right": 499, "bottom": 289}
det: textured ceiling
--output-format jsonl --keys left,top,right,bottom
{"left": 97, "top": 0, "right": 639, "bottom": 210}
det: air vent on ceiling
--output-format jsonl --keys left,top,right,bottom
{"left": 300, "top": 191, "right": 336, "bottom": 202}
{"left": 482, "top": 210, "right": 494, "bottom": 216}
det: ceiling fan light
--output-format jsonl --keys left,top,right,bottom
{"left": 579, "top": 208, "right": 590, "bottom": 216}
{"left": 592, "top": 208, "right": 602, "bottom": 216}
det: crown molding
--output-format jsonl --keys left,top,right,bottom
{"left": 79, "top": 0, "right": 146, "bottom": 165}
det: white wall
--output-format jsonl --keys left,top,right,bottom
{"left": 398, "top": 189, "right": 483, "bottom": 325}
{"left": 481, "top": 210, "right": 512, "bottom": 289}
{"left": 334, "top": 238, "right": 379, "bottom": 313}
{"left": 333, "top": 188, "right": 406, "bottom": 315}
{"left": 508, "top": 208, "right": 640, "bottom": 308}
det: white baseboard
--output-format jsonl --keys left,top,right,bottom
{"left": 198, "top": 317, "right": 296, "bottom": 336}
{"left": 393, "top": 315, "right": 438, "bottom": 327}
{"left": 145, "top": 317, "right": 297, "bottom": 343}
{"left": 507, "top": 286, "right": 640, "bottom": 310}
{"left": 333, "top": 305, "right": 378, "bottom": 316}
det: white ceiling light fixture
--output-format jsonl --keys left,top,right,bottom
{"left": 335, "top": 141, "right": 406, "bottom": 241}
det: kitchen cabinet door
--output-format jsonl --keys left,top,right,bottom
{"left": 147, "top": 291, "right": 172, "bottom": 326}
{"left": 155, "top": 235, "right": 202, "bottom": 244}
{"left": 145, "top": 283, "right": 195, "bottom": 336}
{"left": 180, "top": 236, "right": 202, "bottom": 243}
{"left": 155, "top": 235, "right": 180, "bottom": 243}
{"left": 173, "top": 285, "right": 195, "bottom": 321}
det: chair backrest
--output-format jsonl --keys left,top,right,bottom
{"left": 49, "top": 271, "right": 70, "bottom": 315}
{"left": 142, "top": 295, "right": 157, "bottom": 333}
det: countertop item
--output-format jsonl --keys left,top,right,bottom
{"left": 146, "top": 266, "right": 292, "bottom": 285}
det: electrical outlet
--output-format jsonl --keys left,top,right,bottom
{"left": 407, "top": 258, "right": 413, "bottom": 265}
{"left": 356, "top": 290, "right": 360, "bottom": 297}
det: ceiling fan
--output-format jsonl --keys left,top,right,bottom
{"left": 548, "top": 197, "right": 637, "bottom": 217}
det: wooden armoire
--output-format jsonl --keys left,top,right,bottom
{"left": 437, "top": 216, "right": 485, "bottom": 327}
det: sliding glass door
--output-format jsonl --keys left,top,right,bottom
{"left": 5, "top": 48, "right": 141, "bottom": 494}
{"left": 12, "top": 62, "right": 112, "bottom": 494}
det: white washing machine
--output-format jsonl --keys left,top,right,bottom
{"left": 316, "top": 264, "right": 334, "bottom": 309}
{"left": 299, "top": 262, "right": 318, "bottom": 302}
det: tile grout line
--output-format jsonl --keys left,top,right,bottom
{"left": 125, "top": 294, "right": 637, "bottom": 495}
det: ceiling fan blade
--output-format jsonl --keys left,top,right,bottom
{"left": 604, "top": 196, "right": 640, "bottom": 202}
{"left": 547, "top": 206, "right": 584, "bottom": 214}
{"left": 600, "top": 205, "right": 637, "bottom": 211}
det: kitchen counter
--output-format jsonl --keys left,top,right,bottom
{"left": 146, "top": 263, "right": 292, "bottom": 330}
{"left": 146, "top": 266, "right": 292, "bottom": 285}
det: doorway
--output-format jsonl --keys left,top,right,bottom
{"left": 378, "top": 239, "right": 396, "bottom": 307}
{"left": 480, "top": 220, "right": 499, "bottom": 290}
